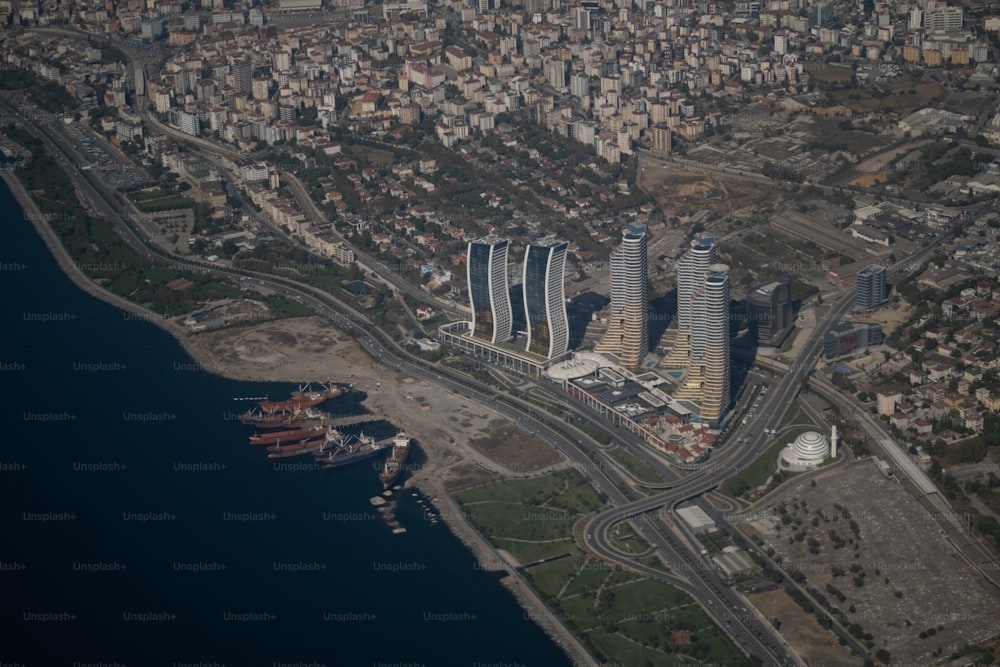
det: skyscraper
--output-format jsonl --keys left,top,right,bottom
{"left": 662, "top": 235, "right": 731, "bottom": 424}
{"left": 467, "top": 235, "right": 513, "bottom": 344}
{"left": 856, "top": 265, "right": 886, "bottom": 310}
{"left": 747, "top": 277, "right": 793, "bottom": 347}
{"left": 662, "top": 233, "right": 716, "bottom": 370}
{"left": 523, "top": 238, "right": 569, "bottom": 359}
{"left": 595, "top": 224, "right": 648, "bottom": 368}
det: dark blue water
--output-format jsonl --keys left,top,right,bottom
{"left": 1, "top": 179, "right": 572, "bottom": 667}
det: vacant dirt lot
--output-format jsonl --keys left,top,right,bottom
{"left": 470, "top": 423, "right": 566, "bottom": 472}
{"left": 748, "top": 588, "right": 860, "bottom": 667}
{"left": 638, "top": 154, "right": 779, "bottom": 219}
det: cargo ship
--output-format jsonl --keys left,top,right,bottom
{"left": 258, "top": 383, "right": 343, "bottom": 414}
{"left": 317, "top": 433, "right": 385, "bottom": 470}
{"left": 239, "top": 406, "right": 323, "bottom": 429}
{"left": 379, "top": 431, "right": 411, "bottom": 489}
{"left": 249, "top": 426, "right": 327, "bottom": 446}
{"left": 266, "top": 433, "right": 333, "bottom": 459}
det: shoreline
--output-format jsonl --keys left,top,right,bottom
{"left": 5, "top": 171, "right": 599, "bottom": 667}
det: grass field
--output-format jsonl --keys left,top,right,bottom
{"left": 454, "top": 470, "right": 751, "bottom": 666}
{"left": 778, "top": 402, "right": 817, "bottom": 430}
{"left": 720, "top": 427, "right": 811, "bottom": 499}
{"left": 606, "top": 446, "right": 662, "bottom": 484}
{"left": 829, "top": 82, "right": 946, "bottom": 115}
{"left": 608, "top": 520, "right": 652, "bottom": 555}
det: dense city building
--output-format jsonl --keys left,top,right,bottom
{"left": 747, "top": 277, "right": 793, "bottom": 347}
{"left": 523, "top": 238, "right": 569, "bottom": 360}
{"left": 856, "top": 264, "right": 887, "bottom": 310}
{"left": 467, "top": 235, "right": 512, "bottom": 345}
{"left": 594, "top": 223, "right": 648, "bottom": 368}
{"left": 824, "top": 321, "right": 885, "bottom": 359}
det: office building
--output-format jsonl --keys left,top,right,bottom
{"left": 747, "top": 277, "right": 793, "bottom": 347}
{"left": 856, "top": 264, "right": 887, "bottom": 310}
{"left": 824, "top": 321, "right": 884, "bottom": 358}
{"left": 595, "top": 224, "right": 648, "bottom": 368}
{"left": 467, "top": 235, "right": 513, "bottom": 344}
{"left": 523, "top": 238, "right": 569, "bottom": 359}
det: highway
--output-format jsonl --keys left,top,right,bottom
{"left": 9, "top": 26, "right": 987, "bottom": 666}
{"left": 580, "top": 231, "right": 953, "bottom": 665}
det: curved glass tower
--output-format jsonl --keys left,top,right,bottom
{"left": 467, "top": 235, "right": 512, "bottom": 344}
{"left": 523, "top": 239, "right": 569, "bottom": 359}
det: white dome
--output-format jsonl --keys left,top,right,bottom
{"left": 793, "top": 431, "right": 830, "bottom": 461}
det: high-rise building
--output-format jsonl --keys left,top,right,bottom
{"left": 747, "top": 277, "right": 793, "bottom": 347}
{"left": 671, "top": 264, "right": 731, "bottom": 424}
{"left": 662, "top": 235, "right": 731, "bottom": 424}
{"left": 662, "top": 233, "right": 716, "bottom": 370}
{"left": 544, "top": 57, "right": 567, "bottom": 90}
{"left": 523, "top": 238, "right": 569, "bottom": 359}
{"left": 467, "top": 235, "right": 513, "bottom": 344}
{"left": 232, "top": 59, "right": 252, "bottom": 95}
{"left": 856, "top": 264, "right": 886, "bottom": 310}
{"left": 595, "top": 224, "right": 648, "bottom": 368}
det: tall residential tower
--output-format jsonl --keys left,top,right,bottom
{"left": 467, "top": 235, "right": 513, "bottom": 344}
{"left": 523, "top": 238, "right": 570, "bottom": 359}
{"left": 662, "top": 234, "right": 731, "bottom": 424}
{"left": 594, "top": 224, "right": 648, "bottom": 368}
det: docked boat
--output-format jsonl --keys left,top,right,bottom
{"left": 266, "top": 436, "right": 329, "bottom": 459}
{"left": 259, "top": 383, "right": 343, "bottom": 414}
{"left": 317, "top": 433, "right": 386, "bottom": 469}
{"left": 379, "top": 431, "right": 411, "bottom": 489}
{"left": 240, "top": 406, "right": 324, "bottom": 429}
{"left": 249, "top": 426, "right": 327, "bottom": 446}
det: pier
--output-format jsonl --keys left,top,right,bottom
{"left": 325, "top": 413, "right": 384, "bottom": 428}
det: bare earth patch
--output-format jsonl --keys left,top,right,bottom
{"left": 748, "top": 588, "right": 860, "bottom": 667}
{"left": 469, "top": 423, "right": 566, "bottom": 473}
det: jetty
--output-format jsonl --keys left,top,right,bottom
{"left": 325, "top": 413, "right": 383, "bottom": 428}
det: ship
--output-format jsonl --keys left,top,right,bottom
{"left": 379, "top": 431, "right": 411, "bottom": 489}
{"left": 266, "top": 436, "right": 330, "bottom": 459}
{"left": 316, "top": 433, "right": 386, "bottom": 470}
{"left": 249, "top": 426, "right": 327, "bottom": 446}
{"left": 239, "top": 406, "right": 324, "bottom": 429}
{"left": 258, "top": 383, "right": 343, "bottom": 414}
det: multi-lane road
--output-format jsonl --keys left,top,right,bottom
{"left": 8, "top": 27, "right": 987, "bottom": 665}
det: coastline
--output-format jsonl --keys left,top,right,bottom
{"left": 5, "top": 170, "right": 599, "bottom": 667}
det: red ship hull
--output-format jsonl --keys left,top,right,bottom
{"left": 266, "top": 437, "right": 328, "bottom": 458}
{"left": 258, "top": 386, "right": 344, "bottom": 414}
{"left": 249, "top": 427, "right": 329, "bottom": 446}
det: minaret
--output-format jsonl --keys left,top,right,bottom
{"left": 830, "top": 424, "right": 838, "bottom": 458}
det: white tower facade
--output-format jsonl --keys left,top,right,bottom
{"left": 594, "top": 224, "right": 649, "bottom": 368}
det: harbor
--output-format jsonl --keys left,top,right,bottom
{"left": 237, "top": 385, "right": 413, "bottom": 494}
